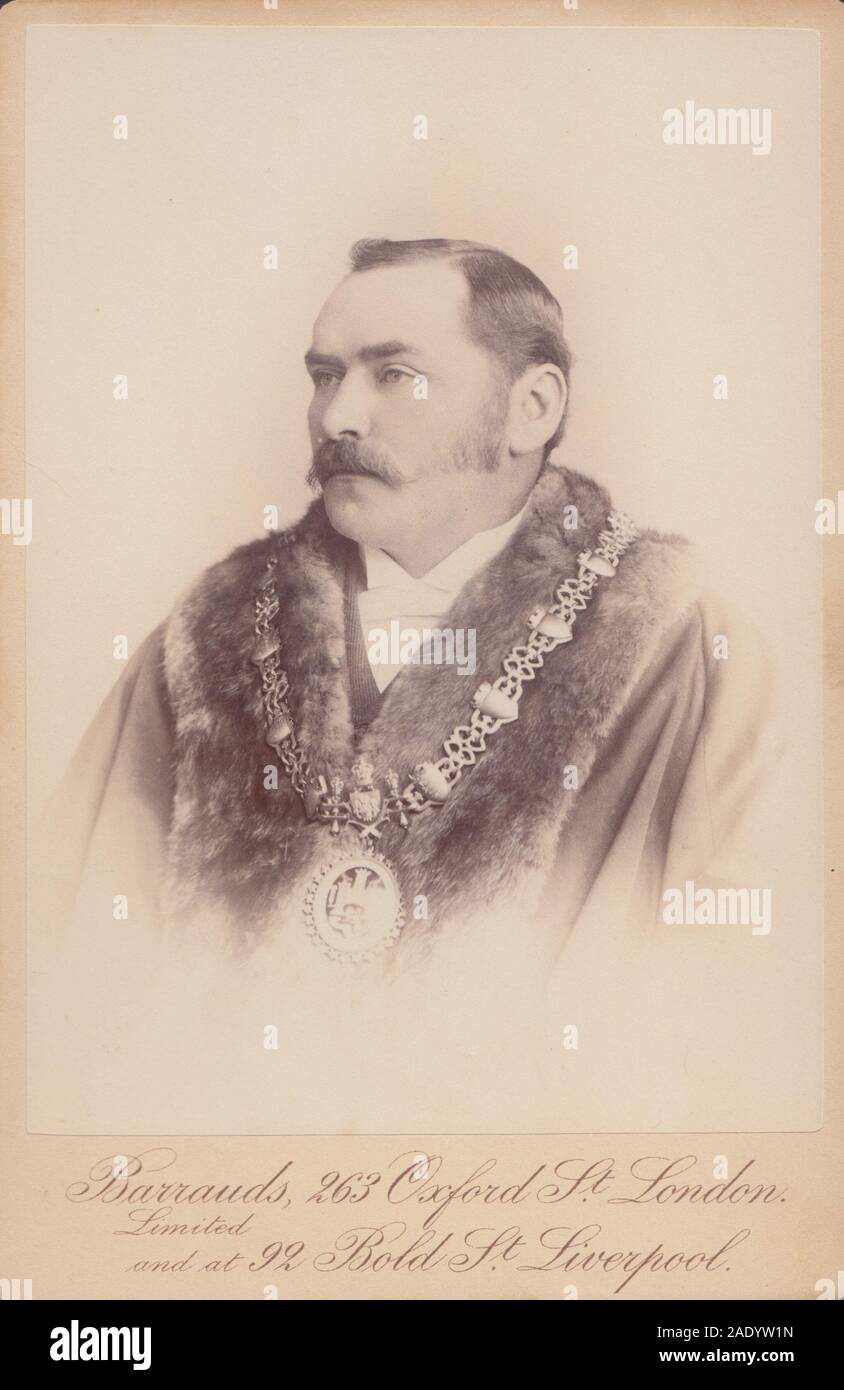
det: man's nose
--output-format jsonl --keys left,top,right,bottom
{"left": 321, "top": 375, "right": 371, "bottom": 440}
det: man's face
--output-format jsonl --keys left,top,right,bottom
{"left": 305, "top": 261, "right": 510, "bottom": 552}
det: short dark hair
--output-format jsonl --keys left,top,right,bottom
{"left": 348, "top": 237, "right": 571, "bottom": 457}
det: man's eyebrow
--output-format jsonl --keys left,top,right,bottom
{"left": 358, "top": 340, "right": 420, "bottom": 363}
{"left": 304, "top": 341, "right": 421, "bottom": 371}
{"left": 304, "top": 349, "right": 345, "bottom": 372}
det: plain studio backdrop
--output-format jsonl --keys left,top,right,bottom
{"left": 22, "top": 23, "right": 822, "bottom": 1134}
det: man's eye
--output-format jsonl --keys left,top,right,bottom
{"left": 379, "top": 366, "right": 409, "bottom": 385}
{"left": 313, "top": 371, "right": 340, "bottom": 389}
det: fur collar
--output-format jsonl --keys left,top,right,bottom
{"left": 161, "top": 464, "right": 699, "bottom": 952}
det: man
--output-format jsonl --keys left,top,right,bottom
{"left": 33, "top": 239, "right": 784, "bottom": 1128}
{"left": 37, "top": 238, "right": 781, "bottom": 1130}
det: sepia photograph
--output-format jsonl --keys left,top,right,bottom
{"left": 17, "top": 16, "right": 823, "bottom": 1138}
{"left": 2, "top": 0, "right": 842, "bottom": 1331}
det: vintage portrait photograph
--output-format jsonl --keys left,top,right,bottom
{"left": 3, "top": 0, "right": 844, "bottom": 1331}
{"left": 19, "top": 15, "right": 822, "bottom": 1139}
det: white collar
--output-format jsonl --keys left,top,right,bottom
{"left": 360, "top": 501, "right": 530, "bottom": 600}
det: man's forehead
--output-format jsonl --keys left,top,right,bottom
{"left": 311, "top": 261, "right": 471, "bottom": 353}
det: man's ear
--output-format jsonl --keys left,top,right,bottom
{"left": 508, "top": 364, "right": 567, "bottom": 457}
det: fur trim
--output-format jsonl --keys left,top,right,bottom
{"left": 161, "top": 465, "right": 700, "bottom": 950}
